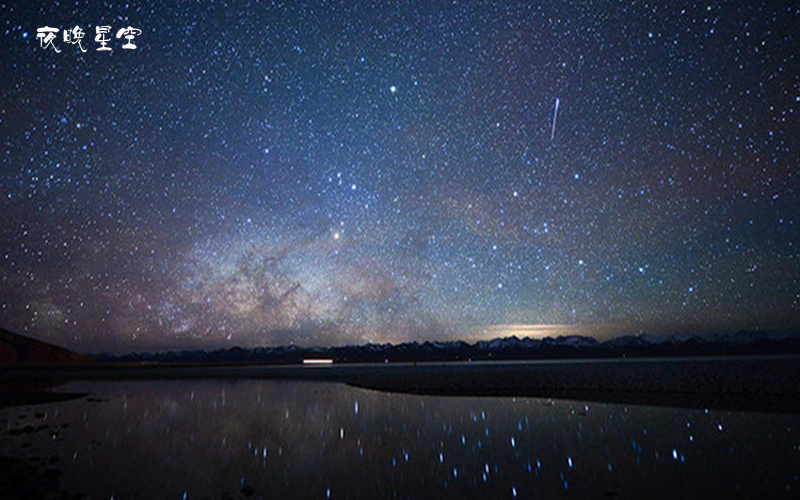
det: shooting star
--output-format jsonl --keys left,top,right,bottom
{"left": 550, "top": 97, "right": 560, "bottom": 141}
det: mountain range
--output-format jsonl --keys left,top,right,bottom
{"left": 96, "top": 330, "right": 800, "bottom": 365}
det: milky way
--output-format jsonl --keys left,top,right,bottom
{"left": 1, "top": 2, "right": 798, "bottom": 352}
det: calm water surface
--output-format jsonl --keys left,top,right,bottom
{"left": 1, "top": 379, "right": 798, "bottom": 498}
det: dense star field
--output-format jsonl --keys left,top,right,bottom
{"left": 0, "top": 2, "right": 798, "bottom": 353}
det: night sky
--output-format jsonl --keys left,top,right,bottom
{"left": 1, "top": 1, "right": 798, "bottom": 353}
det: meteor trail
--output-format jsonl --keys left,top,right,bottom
{"left": 551, "top": 97, "right": 560, "bottom": 141}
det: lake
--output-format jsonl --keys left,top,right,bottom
{"left": 1, "top": 378, "right": 798, "bottom": 498}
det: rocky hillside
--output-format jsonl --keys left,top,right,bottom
{"left": 0, "top": 328, "right": 91, "bottom": 365}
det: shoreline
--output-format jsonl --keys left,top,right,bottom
{"left": 3, "top": 355, "right": 800, "bottom": 414}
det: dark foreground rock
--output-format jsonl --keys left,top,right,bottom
{"left": 0, "top": 456, "right": 84, "bottom": 500}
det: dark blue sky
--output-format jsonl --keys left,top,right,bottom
{"left": 1, "top": 1, "right": 798, "bottom": 353}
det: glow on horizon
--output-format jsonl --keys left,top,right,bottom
{"left": 472, "top": 324, "right": 629, "bottom": 341}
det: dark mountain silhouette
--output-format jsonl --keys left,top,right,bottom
{"left": 95, "top": 330, "right": 800, "bottom": 365}
{"left": 0, "top": 328, "right": 91, "bottom": 365}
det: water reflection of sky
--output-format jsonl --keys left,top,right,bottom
{"left": 2, "top": 380, "right": 799, "bottom": 498}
